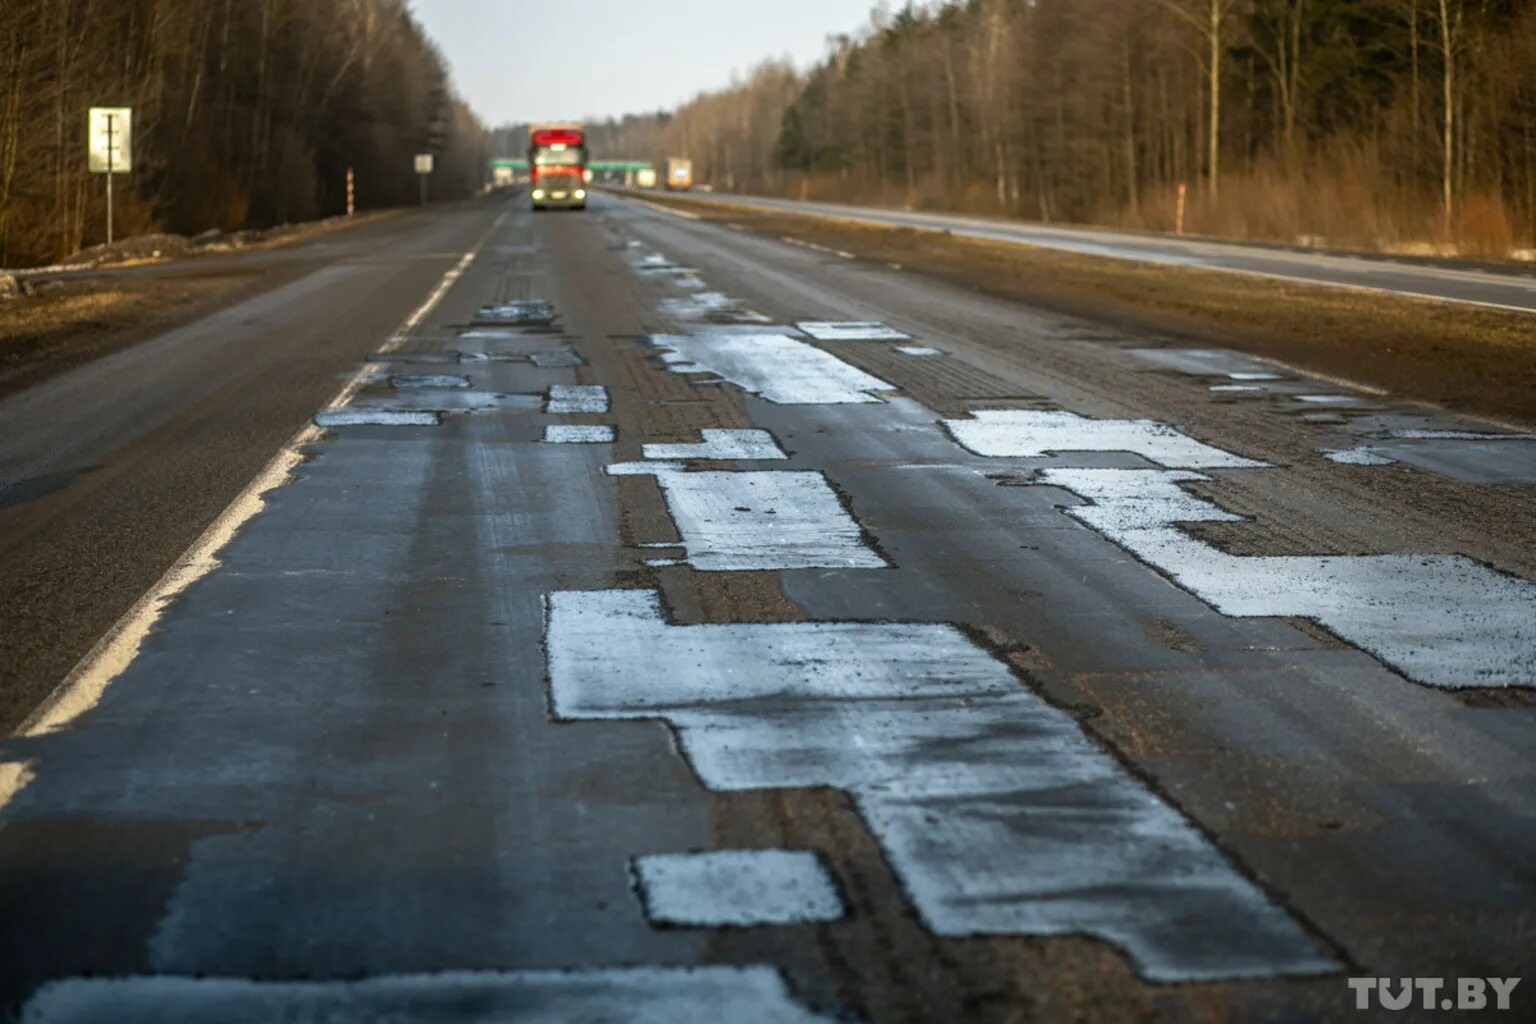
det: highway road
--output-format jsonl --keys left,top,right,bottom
{"left": 673, "top": 191, "right": 1536, "bottom": 315}
{"left": 1, "top": 190, "right": 1533, "bottom": 1022}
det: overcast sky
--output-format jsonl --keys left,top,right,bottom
{"left": 410, "top": 0, "right": 881, "bottom": 126}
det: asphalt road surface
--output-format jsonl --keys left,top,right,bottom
{"left": 672, "top": 191, "right": 1536, "bottom": 315}
{"left": 2, "top": 190, "right": 1533, "bottom": 1022}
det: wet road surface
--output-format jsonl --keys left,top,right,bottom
{"left": 2, "top": 191, "right": 1533, "bottom": 1022}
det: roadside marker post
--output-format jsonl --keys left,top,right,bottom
{"left": 346, "top": 168, "right": 355, "bottom": 217}
{"left": 415, "top": 153, "right": 434, "bottom": 206}
{"left": 88, "top": 107, "right": 132, "bottom": 245}
{"left": 1176, "top": 182, "right": 1187, "bottom": 236}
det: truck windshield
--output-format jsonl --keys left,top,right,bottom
{"left": 532, "top": 147, "right": 583, "bottom": 167}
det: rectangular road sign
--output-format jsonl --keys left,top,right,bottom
{"left": 414, "top": 153, "right": 434, "bottom": 175}
{"left": 88, "top": 107, "right": 132, "bottom": 174}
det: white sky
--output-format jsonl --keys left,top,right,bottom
{"left": 410, "top": 0, "right": 882, "bottom": 126}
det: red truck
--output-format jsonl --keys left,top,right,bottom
{"left": 528, "top": 125, "right": 589, "bottom": 211}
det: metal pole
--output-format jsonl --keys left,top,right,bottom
{"left": 105, "top": 114, "right": 115, "bottom": 245}
{"left": 420, "top": 173, "right": 426, "bottom": 207}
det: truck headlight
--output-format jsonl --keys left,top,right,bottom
{"left": 531, "top": 189, "right": 545, "bottom": 200}
{"left": 574, "top": 189, "right": 586, "bottom": 200}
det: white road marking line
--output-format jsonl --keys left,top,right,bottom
{"left": 896, "top": 345, "right": 942, "bottom": 357}
{"left": 650, "top": 470, "right": 886, "bottom": 572}
{"left": 641, "top": 429, "right": 787, "bottom": 462}
{"left": 944, "top": 409, "right": 1268, "bottom": 469}
{"left": 1043, "top": 467, "right": 1536, "bottom": 688}
{"left": 1, "top": 211, "right": 507, "bottom": 807}
{"left": 546, "top": 385, "right": 610, "bottom": 414}
{"left": 797, "top": 321, "right": 912, "bottom": 342}
{"left": 632, "top": 850, "right": 845, "bottom": 926}
{"left": 547, "top": 589, "right": 1334, "bottom": 980}
{"left": 20, "top": 968, "right": 842, "bottom": 1023}
{"left": 544, "top": 425, "right": 616, "bottom": 444}
{"left": 652, "top": 333, "right": 893, "bottom": 405}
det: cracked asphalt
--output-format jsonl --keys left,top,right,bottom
{"left": 0, "top": 190, "right": 1532, "bottom": 1023}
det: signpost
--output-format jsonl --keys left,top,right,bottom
{"left": 88, "top": 107, "right": 132, "bottom": 245}
{"left": 414, "top": 153, "right": 434, "bottom": 206}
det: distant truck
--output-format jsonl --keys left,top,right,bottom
{"left": 529, "top": 124, "right": 588, "bottom": 210}
{"left": 666, "top": 158, "right": 693, "bottom": 191}
{"left": 635, "top": 167, "right": 658, "bottom": 190}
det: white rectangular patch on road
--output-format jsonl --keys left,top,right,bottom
{"left": 389, "top": 374, "right": 470, "bottom": 390}
{"left": 944, "top": 409, "right": 1267, "bottom": 468}
{"left": 314, "top": 409, "right": 440, "bottom": 428}
{"left": 796, "top": 321, "right": 912, "bottom": 342}
{"left": 633, "top": 850, "right": 845, "bottom": 926}
{"left": 544, "top": 425, "right": 615, "bottom": 444}
{"left": 642, "top": 429, "right": 787, "bottom": 462}
{"left": 1043, "top": 467, "right": 1536, "bottom": 688}
{"left": 546, "top": 385, "right": 609, "bottom": 414}
{"left": 651, "top": 334, "right": 892, "bottom": 405}
{"left": 546, "top": 589, "right": 1334, "bottom": 981}
{"left": 655, "top": 470, "right": 886, "bottom": 571}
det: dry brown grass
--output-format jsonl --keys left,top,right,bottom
{"left": 0, "top": 274, "right": 255, "bottom": 396}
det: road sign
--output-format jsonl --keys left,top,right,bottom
{"left": 88, "top": 108, "right": 132, "bottom": 174}
{"left": 414, "top": 154, "right": 434, "bottom": 175}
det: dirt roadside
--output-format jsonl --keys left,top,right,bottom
{"left": 630, "top": 192, "right": 1536, "bottom": 428}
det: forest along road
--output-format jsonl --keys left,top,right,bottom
{"left": 2, "top": 189, "right": 1533, "bottom": 1022}
{"left": 673, "top": 190, "right": 1536, "bottom": 314}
